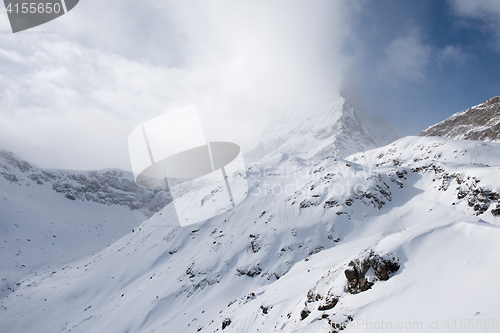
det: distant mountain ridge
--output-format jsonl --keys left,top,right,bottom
{"left": 0, "top": 149, "right": 172, "bottom": 300}
{"left": 0, "top": 149, "right": 170, "bottom": 217}
{"left": 419, "top": 96, "right": 500, "bottom": 141}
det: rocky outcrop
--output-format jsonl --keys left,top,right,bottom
{"left": 344, "top": 251, "right": 400, "bottom": 294}
{"left": 222, "top": 318, "right": 231, "bottom": 330}
{"left": 298, "top": 250, "right": 399, "bottom": 333}
{"left": 419, "top": 96, "right": 500, "bottom": 141}
{"left": 411, "top": 163, "right": 500, "bottom": 217}
{"left": 236, "top": 264, "right": 262, "bottom": 277}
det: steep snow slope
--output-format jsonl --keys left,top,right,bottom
{"left": 245, "top": 93, "right": 390, "bottom": 162}
{"left": 348, "top": 136, "right": 500, "bottom": 217}
{"left": 419, "top": 96, "right": 500, "bottom": 141}
{"left": 1, "top": 136, "right": 499, "bottom": 333}
{"left": 0, "top": 150, "right": 170, "bottom": 299}
{"left": 347, "top": 136, "right": 500, "bottom": 168}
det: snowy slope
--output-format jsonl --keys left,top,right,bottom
{"left": 245, "top": 93, "right": 393, "bottom": 163}
{"left": 1, "top": 136, "right": 499, "bottom": 333}
{"left": 348, "top": 136, "right": 500, "bottom": 217}
{"left": 347, "top": 135, "right": 500, "bottom": 167}
{"left": 419, "top": 96, "right": 500, "bottom": 141}
{"left": 0, "top": 149, "right": 170, "bottom": 299}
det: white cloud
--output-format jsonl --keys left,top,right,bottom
{"left": 450, "top": 0, "right": 500, "bottom": 17}
{"left": 436, "top": 45, "right": 470, "bottom": 68}
{"left": 377, "top": 33, "right": 432, "bottom": 84}
{"left": 0, "top": 0, "right": 355, "bottom": 170}
{"left": 449, "top": 0, "right": 500, "bottom": 50}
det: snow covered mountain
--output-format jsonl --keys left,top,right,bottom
{"left": 2, "top": 95, "right": 500, "bottom": 333}
{"left": 0, "top": 150, "right": 170, "bottom": 217}
{"left": 245, "top": 93, "right": 398, "bottom": 163}
{"left": 348, "top": 136, "right": 500, "bottom": 217}
{"left": 1, "top": 131, "right": 499, "bottom": 332}
{"left": 419, "top": 96, "right": 500, "bottom": 141}
{"left": 0, "top": 149, "right": 170, "bottom": 299}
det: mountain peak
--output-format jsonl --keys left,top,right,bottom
{"left": 245, "top": 94, "right": 396, "bottom": 163}
{"left": 0, "top": 149, "right": 33, "bottom": 173}
{"left": 419, "top": 96, "right": 500, "bottom": 141}
{"left": 484, "top": 96, "right": 500, "bottom": 105}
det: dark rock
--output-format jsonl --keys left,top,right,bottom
{"left": 222, "top": 318, "right": 231, "bottom": 330}
{"left": 344, "top": 251, "right": 399, "bottom": 294}
{"left": 318, "top": 296, "right": 338, "bottom": 311}
{"left": 324, "top": 199, "right": 339, "bottom": 208}
{"left": 1, "top": 173, "right": 19, "bottom": 183}
{"left": 306, "top": 291, "right": 322, "bottom": 303}
{"left": 300, "top": 310, "right": 310, "bottom": 320}
{"left": 236, "top": 264, "right": 262, "bottom": 277}
{"left": 65, "top": 194, "right": 76, "bottom": 200}
{"left": 492, "top": 205, "right": 500, "bottom": 217}
{"left": 249, "top": 235, "right": 261, "bottom": 253}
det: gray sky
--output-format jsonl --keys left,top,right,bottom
{"left": 1, "top": 0, "right": 499, "bottom": 171}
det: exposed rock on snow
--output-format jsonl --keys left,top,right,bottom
{"left": 348, "top": 136, "right": 500, "bottom": 218}
{"left": 419, "top": 96, "right": 500, "bottom": 141}
{"left": 344, "top": 251, "right": 400, "bottom": 294}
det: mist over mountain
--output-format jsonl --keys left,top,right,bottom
{"left": 245, "top": 93, "right": 400, "bottom": 163}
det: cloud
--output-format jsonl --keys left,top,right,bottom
{"left": 377, "top": 32, "right": 432, "bottom": 84}
{"left": 0, "top": 0, "right": 355, "bottom": 170}
{"left": 449, "top": 0, "right": 500, "bottom": 50}
{"left": 449, "top": 0, "right": 500, "bottom": 17}
{"left": 0, "top": 40, "right": 171, "bottom": 170}
{"left": 436, "top": 45, "right": 471, "bottom": 69}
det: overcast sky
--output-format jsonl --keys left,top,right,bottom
{"left": 0, "top": 0, "right": 499, "bottom": 171}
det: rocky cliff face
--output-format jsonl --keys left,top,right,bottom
{"left": 0, "top": 149, "right": 170, "bottom": 217}
{"left": 419, "top": 96, "right": 500, "bottom": 141}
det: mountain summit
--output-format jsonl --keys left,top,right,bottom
{"left": 245, "top": 94, "right": 399, "bottom": 163}
{"left": 419, "top": 96, "right": 500, "bottom": 141}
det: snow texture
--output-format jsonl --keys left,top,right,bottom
{"left": 1, "top": 99, "right": 499, "bottom": 333}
